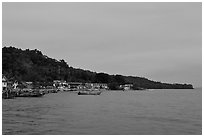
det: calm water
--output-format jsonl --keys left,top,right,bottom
{"left": 2, "top": 89, "right": 202, "bottom": 135}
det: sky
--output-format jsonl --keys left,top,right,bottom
{"left": 2, "top": 2, "right": 202, "bottom": 87}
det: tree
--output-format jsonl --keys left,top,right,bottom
{"left": 108, "top": 82, "right": 119, "bottom": 90}
{"left": 114, "top": 75, "right": 125, "bottom": 85}
{"left": 95, "top": 73, "right": 110, "bottom": 83}
{"left": 2, "top": 46, "right": 194, "bottom": 89}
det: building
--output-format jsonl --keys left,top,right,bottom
{"left": 67, "top": 82, "right": 82, "bottom": 90}
{"left": 85, "top": 83, "right": 108, "bottom": 90}
{"left": 120, "top": 84, "right": 133, "bottom": 90}
{"left": 93, "top": 83, "right": 108, "bottom": 89}
{"left": 2, "top": 75, "right": 17, "bottom": 90}
{"left": 13, "top": 81, "right": 18, "bottom": 89}
{"left": 53, "top": 80, "right": 68, "bottom": 89}
{"left": 52, "top": 80, "right": 108, "bottom": 91}
{"left": 22, "top": 82, "right": 33, "bottom": 89}
{"left": 2, "top": 75, "right": 7, "bottom": 91}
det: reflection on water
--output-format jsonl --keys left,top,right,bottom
{"left": 2, "top": 89, "right": 202, "bottom": 135}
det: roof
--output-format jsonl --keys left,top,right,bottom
{"left": 2, "top": 75, "right": 7, "bottom": 82}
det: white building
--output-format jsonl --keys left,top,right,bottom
{"left": 13, "top": 81, "right": 18, "bottom": 89}
{"left": 53, "top": 80, "right": 68, "bottom": 88}
{"left": 120, "top": 84, "right": 133, "bottom": 90}
{"left": 85, "top": 83, "right": 108, "bottom": 89}
{"left": 2, "top": 75, "right": 7, "bottom": 91}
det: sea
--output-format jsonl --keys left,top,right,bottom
{"left": 2, "top": 89, "right": 202, "bottom": 135}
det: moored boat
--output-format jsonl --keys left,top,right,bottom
{"left": 78, "top": 90, "right": 102, "bottom": 95}
{"left": 17, "top": 92, "right": 44, "bottom": 97}
{"left": 16, "top": 92, "right": 44, "bottom": 97}
{"left": 16, "top": 89, "right": 44, "bottom": 97}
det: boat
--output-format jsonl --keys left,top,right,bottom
{"left": 78, "top": 90, "right": 102, "bottom": 95}
{"left": 16, "top": 89, "right": 44, "bottom": 97}
{"left": 16, "top": 92, "right": 44, "bottom": 97}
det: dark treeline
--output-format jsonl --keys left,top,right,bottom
{"left": 2, "top": 46, "right": 193, "bottom": 89}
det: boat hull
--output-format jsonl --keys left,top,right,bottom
{"left": 78, "top": 91, "right": 102, "bottom": 95}
{"left": 16, "top": 93, "right": 44, "bottom": 97}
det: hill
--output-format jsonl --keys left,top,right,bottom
{"left": 2, "top": 46, "right": 193, "bottom": 89}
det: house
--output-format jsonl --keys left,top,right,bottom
{"left": 67, "top": 82, "right": 82, "bottom": 90}
{"left": 85, "top": 83, "right": 94, "bottom": 89}
{"left": 53, "top": 80, "right": 68, "bottom": 89}
{"left": 93, "top": 83, "right": 108, "bottom": 89}
{"left": 85, "top": 83, "right": 108, "bottom": 90}
{"left": 2, "top": 75, "right": 7, "bottom": 91}
{"left": 120, "top": 84, "right": 133, "bottom": 90}
{"left": 2, "top": 75, "right": 20, "bottom": 91}
{"left": 13, "top": 81, "right": 18, "bottom": 89}
{"left": 24, "top": 82, "right": 33, "bottom": 89}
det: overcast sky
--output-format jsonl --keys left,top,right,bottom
{"left": 2, "top": 2, "right": 202, "bottom": 87}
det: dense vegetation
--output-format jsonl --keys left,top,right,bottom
{"left": 2, "top": 46, "right": 193, "bottom": 89}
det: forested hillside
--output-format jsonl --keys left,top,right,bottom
{"left": 2, "top": 46, "right": 193, "bottom": 89}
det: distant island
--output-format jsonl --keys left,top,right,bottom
{"left": 2, "top": 46, "right": 193, "bottom": 89}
